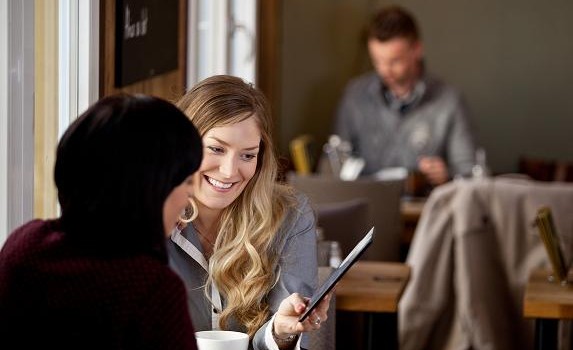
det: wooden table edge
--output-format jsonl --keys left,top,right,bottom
{"left": 335, "top": 261, "right": 411, "bottom": 313}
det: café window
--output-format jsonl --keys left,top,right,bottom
{"left": 188, "top": 0, "right": 257, "bottom": 85}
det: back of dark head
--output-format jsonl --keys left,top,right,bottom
{"left": 54, "top": 94, "right": 202, "bottom": 257}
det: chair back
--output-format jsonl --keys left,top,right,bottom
{"left": 314, "top": 198, "right": 370, "bottom": 259}
{"left": 287, "top": 173, "right": 403, "bottom": 261}
{"left": 400, "top": 177, "right": 573, "bottom": 350}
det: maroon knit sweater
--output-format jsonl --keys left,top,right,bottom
{"left": 0, "top": 219, "right": 198, "bottom": 350}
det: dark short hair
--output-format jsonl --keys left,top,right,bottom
{"left": 368, "top": 5, "right": 420, "bottom": 43}
{"left": 54, "top": 94, "right": 202, "bottom": 258}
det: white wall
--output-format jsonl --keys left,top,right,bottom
{"left": 0, "top": 0, "right": 99, "bottom": 247}
{"left": 59, "top": 0, "right": 100, "bottom": 136}
{"left": 188, "top": 0, "right": 257, "bottom": 87}
{"left": 0, "top": 0, "right": 8, "bottom": 244}
{"left": 1, "top": 0, "right": 35, "bottom": 246}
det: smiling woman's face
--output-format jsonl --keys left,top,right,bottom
{"left": 192, "top": 115, "right": 261, "bottom": 212}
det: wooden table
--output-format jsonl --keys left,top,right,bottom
{"left": 523, "top": 268, "right": 573, "bottom": 349}
{"left": 336, "top": 261, "right": 411, "bottom": 350}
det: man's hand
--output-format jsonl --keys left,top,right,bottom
{"left": 418, "top": 156, "right": 449, "bottom": 185}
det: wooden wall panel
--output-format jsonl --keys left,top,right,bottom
{"left": 257, "top": 0, "right": 281, "bottom": 122}
{"left": 100, "top": 0, "right": 187, "bottom": 103}
{"left": 34, "top": 0, "right": 59, "bottom": 219}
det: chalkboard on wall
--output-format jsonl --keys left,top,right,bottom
{"left": 115, "top": 0, "right": 179, "bottom": 87}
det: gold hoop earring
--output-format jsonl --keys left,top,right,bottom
{"left": 179, "top": 197, "right": 198, "bottom": 224}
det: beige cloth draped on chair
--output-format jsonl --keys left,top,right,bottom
{"left": 400, "top": 177, "right": 573, "bottom": 350}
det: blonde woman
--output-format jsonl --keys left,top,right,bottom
{"left": 167, "top": 75, "right": 331, "bottom": 350}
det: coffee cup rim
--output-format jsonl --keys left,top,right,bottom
{"left": 195, "top": 330, "right": 249, "bottom": 341}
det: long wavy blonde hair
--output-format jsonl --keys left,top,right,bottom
{"left": 177, "top": 75, "right": 296, "bottom": 337}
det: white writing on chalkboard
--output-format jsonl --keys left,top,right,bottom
{"left": 124, "top": 6, "right": 148, "bottom": 40}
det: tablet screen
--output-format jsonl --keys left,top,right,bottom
{"left": 298, "top": 227, "right": 374, "bottom": 322}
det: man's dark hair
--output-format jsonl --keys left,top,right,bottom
{"left": 368, "top": 5, "right": 420, "bottom": 42}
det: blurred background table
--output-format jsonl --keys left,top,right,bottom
{"left": 335, "top": 261, "right": 411, "bottom": 350}
{"left": 523, "top": 268, "right": 573, "bottom": 350}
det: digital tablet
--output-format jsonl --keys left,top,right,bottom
{"left": 299, "top": 226, "right": 374, "bottom": 322}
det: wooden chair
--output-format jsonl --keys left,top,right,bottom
{"left": 519, "top": 156, "right": 573, "bottom": 182}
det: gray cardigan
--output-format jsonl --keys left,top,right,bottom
{"left": 334, "top": 71, "right": 477, "bottom": 178}
{"left": 167, "top": 193, "right": 318, "bottom": 350}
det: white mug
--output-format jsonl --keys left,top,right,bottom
{"left": 195, "top": 330, "right": 249, "bottom": 350}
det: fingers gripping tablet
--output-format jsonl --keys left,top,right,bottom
{"left": 299, "top": 227, "right": 374, "bottom": 322}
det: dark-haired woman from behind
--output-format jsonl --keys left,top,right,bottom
{"left": 0, "top": 94, "right": 203, "bottom": 349}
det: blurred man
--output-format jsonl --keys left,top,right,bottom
{"left": 334, "top": 5, "right": 476, "bottom": 186}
